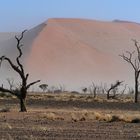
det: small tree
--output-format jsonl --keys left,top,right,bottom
{"left": 0, "top": 30, "right": 40, "bottom": 112}
{"left": 82, "top": 88, "right": 87, "bottom": 94}
{"left": 120, "top": 39, "right": 140, "bottom": 103}
{"left": 106, "top": 80, "right": 123, "bottom": 99}
{"left": 39, "top": 84, "right": 48, "bottom": 92}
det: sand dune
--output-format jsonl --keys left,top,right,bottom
{"left": 1, "top": 18, "right": 140, "bottom": 90}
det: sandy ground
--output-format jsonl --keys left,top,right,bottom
{"left": 0, "top": 93, "right": 140, "bottom": 140}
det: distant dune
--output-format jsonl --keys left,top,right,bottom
{"left": 1, "top": 18, "right": 140, "bottom": 90}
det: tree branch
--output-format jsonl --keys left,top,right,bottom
{"left": 0, "top": 56, "right": 21, "bottom": 73}
{"left": 0, "top": 86, "right": 19, "bottom": 97}
{"left": 132, "top": 39, "right": 140, "bottom": 62}
{"left": 26, "top": 80, "right": 41, "bottom": 90}
{"left": 108, "top": 81, "right": 123, "bottom": 93}
{"left": 119, "top": 51, "right": 136, "bottom": 71}
{"left": 15, "top": 30, "right": 27, "bottom": 74}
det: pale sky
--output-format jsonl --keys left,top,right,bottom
{"left": 0, "top": 0, "right": 140, "bottom": 31}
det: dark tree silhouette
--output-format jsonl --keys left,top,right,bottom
{"left": 39, "top": 84, "right": 48, "bottom": 92}
{"left": 0, "top": 30, "right": 40, "bottom": 112}
{"left": 106, "top": 80, "right": 123, "bottom": 99}
{"left": 120, "top": 39, "right": 140, "bottom": 103}
{"left": 82, "top": 88, "right": 87, "bottom": 94}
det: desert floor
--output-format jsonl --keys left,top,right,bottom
{"left": 0, "top": 93, "right": 140, "bottom": 140}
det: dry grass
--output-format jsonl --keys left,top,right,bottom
{"left": 65, "top": 110, "right": 140, "bottom": 123}
{"left": 28, "top": 92, "right": 134, "bottom": 103}
{"left": 45, "top": 112, "right": 64, "bottom": 120}
{"left": 0, "top": 92, "right": 138, "bottom": 124}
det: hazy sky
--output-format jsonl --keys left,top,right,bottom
{"left": 0, "top": 0, "right": 140, "bottom": 31}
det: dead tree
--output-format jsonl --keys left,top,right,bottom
{"left": 120, "top": 39, "right": 140, "bottom": 103}
{"left": 106, "top": 80, "right": 123, "bottom": 99}
{"left": 88, "top": 82, "right": 98, "bottom": 98}
{"left": 0, "top": 30, "right": 40, "bottom": 112}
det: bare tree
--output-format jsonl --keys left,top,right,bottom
{"left": 0, "top": 30, "right": 40, "bottom": 112}
{"left": 39, "top": 84, "right": 48, "bottom": 92}
{"left": 105, "top": 80, "right": 123, "bottom": 99}
{"left": 88, "top": 82, "right": 98, "bottom": 98}
{"left": 120, "top": 39, "right": 140, "bottom": 103}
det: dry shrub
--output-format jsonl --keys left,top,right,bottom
{"left": 93, "top": 112, "right": 113, "bottom": 122}
{"left": 46, "top": 94, "right": 54, "bottom": 99}
{"left": 94, "top": 112, "right": 102, "bottom": 120}
{"left": 97, "top": 113, "right": 140, "bottom": 123}
{"left": 119, "top": 115, "right": 132, "bottom": 123}
{"left": 71, "top": 110, "right": 104, "bottom": 122}
{"left": 85, "top": 112, "right": 96, "bottom": 120}
{"left": 103, "top": 114, "right": 112, "bottom": 122}
{"left": 71, "top": 113, "right": 78, "bottom": 122}
{"left": 93, "top": 98, "right": 104, "bottom": 102}
{"left": 108, "top": 115, "right": 120, "bottom": 122}
{"left": 46, "top": 112, "right": 64, "bottom": 120}
{"left": 71, "top": 112, "right": 86, "bottom": 122}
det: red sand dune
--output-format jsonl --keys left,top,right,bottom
{"left": 1, "top": 18, "right": 140, "bottom": 90}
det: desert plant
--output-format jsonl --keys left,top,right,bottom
{"left": 120, "top": 39, "right": 140, "bottom": 103}
{"left": 105, "top": 80, "right": 123, "bottom": 99}
{"left": 39, "top": 84, "right": 48, "bottom": 92}
{"left": 0, "top": 30, "right": 40, "bottom": 112}
{"left": 82, "top": 88, "right": 87, "bottom": 94}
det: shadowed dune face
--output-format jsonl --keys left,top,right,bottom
{"left": 1, "top": 18, "right": 140, "bottom": 90}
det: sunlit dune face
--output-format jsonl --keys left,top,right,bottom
{"left": 24, "top": 19, "right": 140, "bottom": 90}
